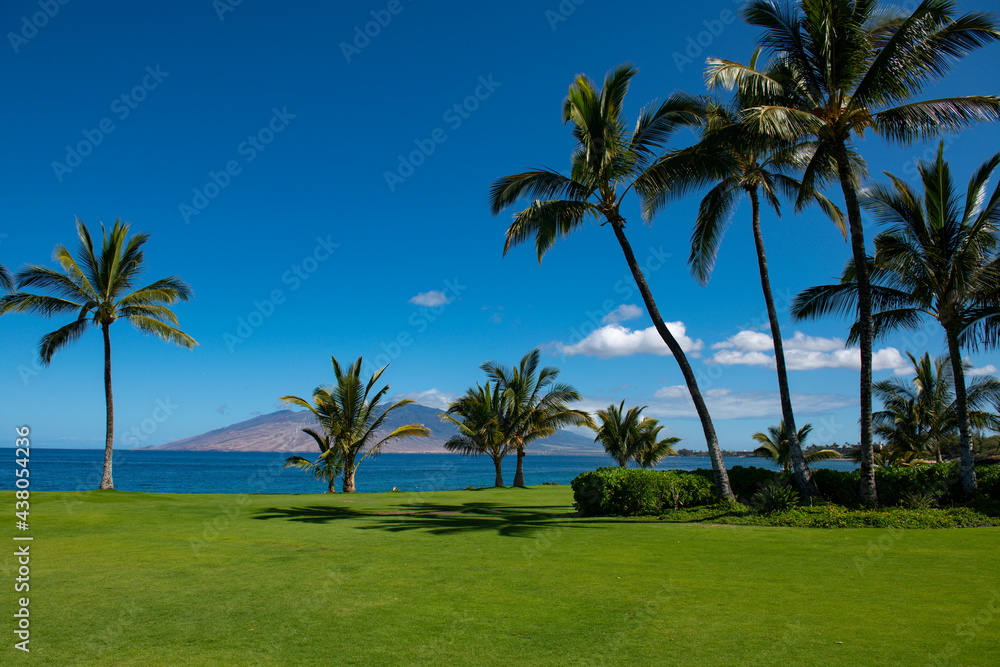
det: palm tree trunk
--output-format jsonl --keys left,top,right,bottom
{"left": 492, "top": 455, "right": 504, "bottom": 487}
{"left": 609, "top": 217, "right": 733, "bottom": 500}
{"left": 833, "top": 141, "right": 876, "bottom": 505}
{"left": 512, "top": 448, "right": 525, "bottom": 488}
{"left": 100, "top": 322, "right": 114, "bottom": 490}
{"left": 748, "top": 189, "right": 818, "bottom": 497}
{"left": 343, "top": 460, "right": 356, "bottom": 493}
{"left": 945, "top": 327, "right": 977, "bottom": 495}
{"left": 327, "top": 475, "right": 337, "bottom": 493}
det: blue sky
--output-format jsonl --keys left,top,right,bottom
{"left": 2, "top": 0, "right": 999, "bottom": 451}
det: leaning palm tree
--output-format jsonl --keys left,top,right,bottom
{"left": 632, "top": 418, "right": 681, "bottom": 469}
{"left": 593, "top": 401, "right": 647, "bottom": 467}
{"left": 657, "top": 50, "right": 847, "bottom": 497}
{"left": 752, "top": 422, "right": 840, "bottom": 473}
{"left": 283, "top": 428, "right": 345, "bottom": 493}
{"left": 482, "top": 349, "right": 593, "bottom": 488}
{"left": 0, "top": 218, "right": 197, "bottom": 489}
{"left": 489, "top": 64, "right": 734, "bottom": 499}
{"left": 280, "top": 355, "right": 430, "bottom": 493}
{"left": 439, "top": 381, "right": 511, "bottom": 487}
{"left": 792, "top": 144, "right": 1000, "bottom": 494}
{"left": 709, "top": 0, "right": 1000, "bottom": 503}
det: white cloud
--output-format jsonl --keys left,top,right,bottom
{"left": 553, "top": 322, "right": 704, "bottom": 359}
{"left": 601, "top": 304, "right": 643, "bottom": 324}
{"left": 649, "top": 385, "right": 856, "bottom": 420}
{"left": 408, "top": 290, "right": 450, "bottom": 307}
{"left": 707, "top": 329, "right": 907, "bottom": 372}
{"left": 968, "top": 364, "right": 998, "bottom": 377}
{"left": 393, "top": 389, "right": 457, "bottom": 410}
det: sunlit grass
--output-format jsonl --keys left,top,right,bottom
{"left": 5, "top": 487, "right": 999, "bottom": 665}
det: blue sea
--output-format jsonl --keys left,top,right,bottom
{"left": 1, "top": 448, "right": 860, "bottom": 494}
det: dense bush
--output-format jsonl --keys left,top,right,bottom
{"left": 750, "top": 482, "right": 800, "bottom": 513}
{"left": 571, "top": 467, "right": 715, "bottom": 517}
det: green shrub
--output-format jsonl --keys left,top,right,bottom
{"left": 976, "top": 464, "right": 1000, "bottom": 500}
{"left": 812, "top": 467, "right": 860, "bottom": 506}
{"left": 750, "top": 482, "right": 800, "bottom": 514}
{"left": 571, "top": 467, "right": 715, "bottom": 517}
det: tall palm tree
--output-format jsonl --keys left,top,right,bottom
{"left": 283, "top": 428, "right": 345, "bottom": 493}
{"left": 657, "top": 50, "right": 847, "bottom": 497}
{"left": 793, "top": 144, "right": 1000, "bottom": 493}
{"left": 482, "top": 349, "right": 592, "bottom": 488}
{"left": 593, "top": 401, "right": 647, "bottom": 467}
{"left": 489, "top": 64, "right": 734, "bottom": 499}
{"left": 439, "top": 382, "right": 511, "bottom": 487}
{"left": 752, "top": 421, "right": 840, "bottom": 472}
{"left": 709, "top": 0, "right": 1000, "bottom": 503}
{"left": 633, "top": 417, "right": 681, "bottom": 469}
{"left": 0, "top": 218, "right": 197, "bottom": 490}
{"left": 280, "top": 355, "right": 430, "bottom": 493}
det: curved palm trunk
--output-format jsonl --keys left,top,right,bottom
{"left": 748, "top": 190, "right": 818, "bottom": 497}
{"left": 512, "top": 448, "right": 525, "bottom": 488}
{"left": 100, "top": 323, "right": 114, "bottom": 490}
{"left": 945, "top": 328, "right": 977, "bottom": 495}
{"left": 343, "top": 457, "right": 356, "bottom": 493}
{"left": 492, "top": 454, "right": 504, "bottom": 487}
{"left": 833, "top": 141, "right": 876, "bottom": 505}
{"left": 609, "top": 218, "right": 733, "bottom": 500}
{"left": 327, "top": 475, "right": 337, "bottom": 493}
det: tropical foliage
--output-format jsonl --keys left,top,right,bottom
{"left": 711, "top": 0, "right": 1000, "bottom": 503}
{"left": 481, "top": 349, "right": 592, "bottom": 487}
{"left": 489, "top": 64, "right": 734, "bottom": 499}
{"left": 873, "top": 352, "right": 1000, "bottom": 465}
{"left": 280, "top": 355, "right": 430, "bottom": 493}
{"left": 440, "top": 382, "right": 511, "bottom": 487}
{"left": 0, "top": 218, "right": 197, "bottom": 489}
{"left": 793, "top": 145, "right": 1000, "bottom": 494}
{"left": 283, "top": 428, "right": 344, "bottom": 493}
{"left": 592, "top": 401, "right": 679, "bottom": 468}
{"left": 752, "top": 422, "right": 840, "bottom": 472}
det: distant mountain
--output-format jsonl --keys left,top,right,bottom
{"left": 145, "top": 404, "right": 603, "bottom": 455}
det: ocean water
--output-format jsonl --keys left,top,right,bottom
{"left": 1, "top": 448, "right": 859, "bottom": 494}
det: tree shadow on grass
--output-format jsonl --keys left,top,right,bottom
{"left": 253, "top": 501, "right": 590, "bottom": 538}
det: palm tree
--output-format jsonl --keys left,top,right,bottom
{"left": 489, "top": 64, "right": 734, "bottom": 499}
{"left": 0, "top": 264, "right": 12, "bottom": 292}
{"left": 752, "top": 422, "right": 840, "bottom": 472}
{"left": 593, "top": 401, "right": 647, "bottom": 467}
{"left": 283, "top": 428, "right": 344, "bottom": 493}
{"left": 792, "top": 144, "right": 1000, "bottom": 494}
{"left": 280, "top": 355, "right": 430, "bottom": 493}
{"left": 874, "top": 352, "right": 1000, "bottom": 464}
{"left": 439, "top": 382, "right": 511, "bottom": 487}
{"left": 633, "top": 418, "right": 681, "bottom": 469}
{"left": 0, "top": 218, "right": 197, "bottom": 489}
{"left": 659, "top": 50, "right": 846, "bottom": 497}
{"left": 709, "top": 0, "right": 1000, "bottom": 503}
{"left": 482, "top": 349, "right": 593, "bottom": 488}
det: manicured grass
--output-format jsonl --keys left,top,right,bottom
{"left": 5, "top": 487, "right": 999, "bottom": 665}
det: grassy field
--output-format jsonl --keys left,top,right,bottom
{"left": 4, "top": 487, "right": 999, "bottom": 666}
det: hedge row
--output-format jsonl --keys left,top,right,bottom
{"left": 571, "top": 463, "right": 1000, "bottom": 516}
{"left": 571, "top": 467, "right": 715, "bottom": 517}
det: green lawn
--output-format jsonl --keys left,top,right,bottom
{"left": 4, "top": 487, "right": 999, "bottom": 666}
